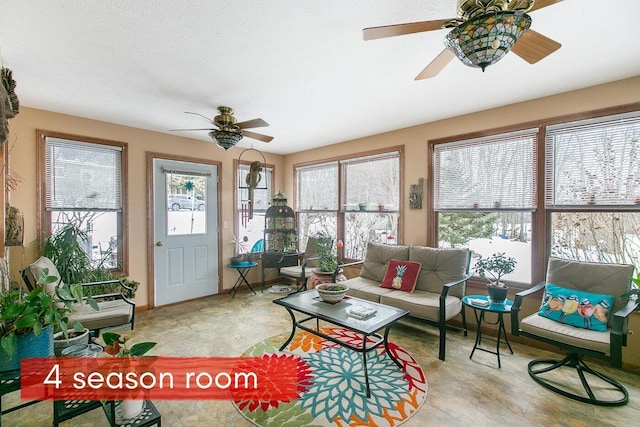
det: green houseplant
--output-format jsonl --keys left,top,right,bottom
{"left": 474, "top": 252, "right": 517, "bottom": 304}
{"left": 0, "top": 268, "right": 98, "bottom": 370}
{"left": 316, "top": 233, "right": 338, "bottom": 273}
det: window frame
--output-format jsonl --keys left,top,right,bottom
{"left": 294, "top": 146, "right": 404, "bottom": 261}
{"left": 37, "top": 130, "right": 129, "bottom": 275}
{"left": 428, "top": 103, "right": 640, "bottom": 291}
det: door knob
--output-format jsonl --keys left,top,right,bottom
{"left": 156, "top": 241, "right": 163, "bottom": 247}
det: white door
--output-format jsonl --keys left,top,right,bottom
{"left": 153, "top": 158, "right": 219, "bottom": 306}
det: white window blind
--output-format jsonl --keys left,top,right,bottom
{"left": 545, "top": 111, "right": 640, "bottom": 209}
{"left": 342, "top": 151, "right": 400, "bottom": 210}
{"left": 45, "top": 137, "right": 123, "bottom": 211}
{"left": 434, "top": 129, "right": 537, "bottom": 211}
{"left": 297, "top": 162, "right": 339, "bottom": 210}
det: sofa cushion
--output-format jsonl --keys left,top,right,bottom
{"left": 380, "top": 289, "right": 463, "bottom": 322}
{"left": 344, "top": 276, "right": 392, "bottom": 302}
{"left": 360, "top": 242, "right": 410, "bottom": 283}
{"left": 380, "top": 259, "right": 421, "bottom": 292}
{"left": 538, "top": 283, "right": 614, "bottom": 332}
{"left": 71, "top": 299, "right": 133, "bottom": 331}
{"left": 409, "top": 246, "right": 469, "bottom": 297}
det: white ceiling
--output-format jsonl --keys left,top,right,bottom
{"left": 1, "top": 1, "right": 639, "bottom": 155}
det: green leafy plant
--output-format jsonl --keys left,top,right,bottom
{"left": 474, "top": 252, "right": 517, "bottom": 287}
{"left": 316, "top": 233, "right": 338, "bottom": 273}
{"left": 0, "top": 268, "right": 97, "bottom": 358}
{"left": 102, "top": 332, "right": 156, "bottom": 357}
{"left": 624, "top": 274, "right": 640, "bottom": 310}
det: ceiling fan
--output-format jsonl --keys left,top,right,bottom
{"left": 363, "top": 0, "right": 563, "bottom": 79}
{"left": 170, "top": 106, "right": 273, "bottom": 150}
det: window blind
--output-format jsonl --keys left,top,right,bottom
{"left": 296, "top": 162, "right": 339, "bottom": 210}
{"left": 434, "top": 129, "right": 537, "bottom": 211}
{"left": 45, "top": 137, "right": 122, "bottom": 211}
{"left": 545, "top": 111, "right": 640, "bottom": 209}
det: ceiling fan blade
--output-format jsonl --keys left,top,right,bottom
{"left": 528, "top": 0, "right": 564, "bottom": 12}
{"left": 237, "top": 118, "right": 270, "bottom": 129}
{"left": 363, "top": 19, "right": 453, "bottom": 41}
{"left": 184, "top": 111, "right": 213, "bottom": 122}
{"left": 241, "top": 129, "right": 273, "bottom": 143}
{"left": 169, "top": 128, "right": 215, "bottom": 132}
{"left": 511, "top": 29, "right": 561, "bottom": 64}
{"left": 415, "top": 49, "right": 455, "bottom": 80}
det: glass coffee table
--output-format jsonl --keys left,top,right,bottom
{"left": 274, "top": 290, "right": 409, "bottom": 397}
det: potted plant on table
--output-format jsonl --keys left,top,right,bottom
{"left": 474, "top": 252, "right": 517, "bottom": 304}
{"left": 102, "top": 332, "right": 157, "bottom": 419}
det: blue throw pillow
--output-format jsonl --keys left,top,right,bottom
{"left": 538, "top": 283, "right": 615, "bottom": 332}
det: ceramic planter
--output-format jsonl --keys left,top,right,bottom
{"left": 0, "top": 324, "right": 54, "bottom": 372}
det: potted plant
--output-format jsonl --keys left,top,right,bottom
{"left": 474, "top": 252, "right": 517, "bottom": 304}
{"left": 0, "top": 268, "right": 97, "bottom": 371}
{"left": 101, "top": 332, "right": 157, "bottom": 419}
{"left": 316, "top": 233, "right": 338, "bottom": 273}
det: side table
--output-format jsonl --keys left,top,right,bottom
{"left": 228, "top": 262, "right": 258, "bottom": 298}
{"left": 462, "top": 295, "right": 514, "bottom": 368}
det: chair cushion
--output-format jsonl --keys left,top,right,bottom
{"left": 380, "top": 259, "right": 421, "bottom": 292}
{"left": 521, "top": 313, "right": 610, "bottom": 354}
{"left": 280, "top": 266, "right": 313, "bottom": 279}
{"left": 70, "top": 299, "right": 133, "bottom": 331}
{"left": 28, "top": 256, "right": 63, "bottom": 296}
{"left": 538, "top": 283, "right": 615, "bottom": 332}
{"left": 546, "top": 258, "right": 634, "bottom": 327}
{"left": 360, "top": 242, "right": 410, "bottom": 283}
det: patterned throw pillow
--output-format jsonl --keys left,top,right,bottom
{"left": 538, "top": 283, "right": 615, "bottom": 332}
{"left": 380, "top": 259, "right": 421, "bottom": 293}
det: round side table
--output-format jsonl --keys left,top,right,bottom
{"left": 462, "top": 295, "right": 514, "bottom": 368}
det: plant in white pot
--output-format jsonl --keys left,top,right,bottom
{"left": 102, "top": 332, "right": 157, "bottom": 420}
{"left": 474, "top": 252, "right": 517, "bottom": 304}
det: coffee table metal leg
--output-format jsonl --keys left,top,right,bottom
{"left": 279, "top": 307, "right": 297, "bottom": 352}
{"left": 361, "top": 336, "right": 370, "bottom": 398}
{"left": 383, "top": 325, "right": 402, "bottom": 369}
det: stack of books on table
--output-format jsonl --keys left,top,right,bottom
{"left": 347, "top": 304, "right": 377, "bottom": 319}
{"left": 468, "top": 298, "right": 491, "bottom": 307}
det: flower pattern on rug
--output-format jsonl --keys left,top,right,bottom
{"left": 233, "top": 327, "right": 427, "bottom": 427}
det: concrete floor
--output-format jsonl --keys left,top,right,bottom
{"left": 3, "top": 286, "right": 640, "bottom": 426}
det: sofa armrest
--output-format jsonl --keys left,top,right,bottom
{"left": 332, "top": 260, "right": 364, "bottom": 282}
{"left": 440, "top": 272, "right": 473, "bottom": 298}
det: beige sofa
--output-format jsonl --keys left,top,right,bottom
{"left": 343, "top": 242, "right": 471, "bottom": 361}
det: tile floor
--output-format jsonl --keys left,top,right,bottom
{"left": 2, "top": 286, "right": 639, "bottom": 426}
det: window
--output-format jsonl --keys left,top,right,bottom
{"left": 236, "top": 161, "right": 273, "bottom": 253}
{"left": 546, "top": 111, "right": 640, "bottom": 268}
{"left": 296, "top": 149, "right": 401, "bottom": 260}
{"left": 39, "top": 131, "right": 127, "bottom": 273}
{"left": 431, "top": 106, "right": 640, "bottom": 287}
{"left": 434, "top": 129, "right": 537, "bottom": 283}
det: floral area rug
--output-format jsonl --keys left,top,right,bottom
{"left": 232, "top": 327, "right": 427, "bottom": 427}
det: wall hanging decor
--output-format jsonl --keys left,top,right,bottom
{"left": 409, "top": 177, "right": 424, "bottom": 209}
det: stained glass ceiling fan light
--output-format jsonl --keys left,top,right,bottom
{"left": 209, "top": 129, "right": 243, "bottom": 150}
{"left": 444, "top": 10, "right": 531, "bottom": 71}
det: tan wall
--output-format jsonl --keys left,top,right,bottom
{"left": 6, "top": 107, "right": 285, "bottom": 308}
